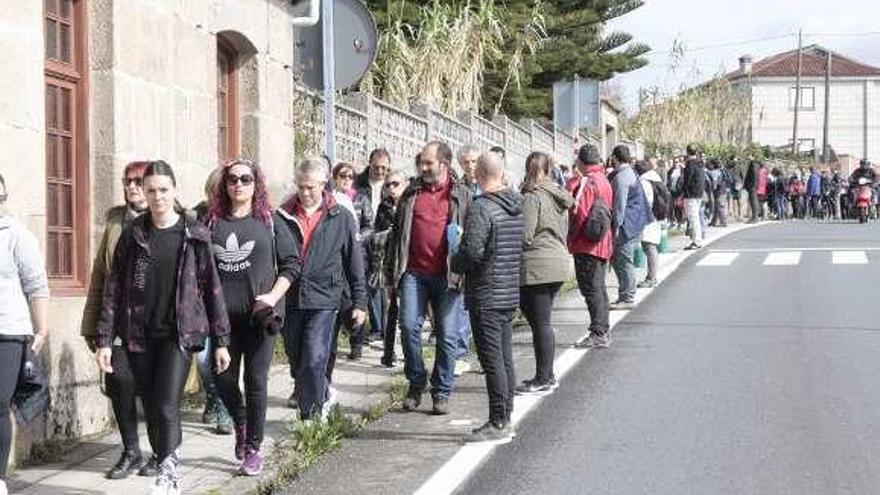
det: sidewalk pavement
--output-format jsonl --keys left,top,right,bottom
{"left": 6, "top": 221, "right": 755, "bottom": 495}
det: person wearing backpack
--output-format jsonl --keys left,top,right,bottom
{"left": 636, "top": 161, "right": 665, "bottom": 288}
{"left": 609, "top": 145, "right": 654, "bottom": 309}
{"left": 708, "top": 159, "right": 730, "bottom": 227}
{"left": 566, "top": 145, "right": 613, "bottom": 349}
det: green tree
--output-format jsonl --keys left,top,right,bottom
{"left": 482, "top": 0, "right": 650, "bottom": 119}
{"left": 363, "top": 0, "right": 650, "bottom": 119}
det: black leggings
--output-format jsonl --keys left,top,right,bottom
{"left": 128, "top": 338, "right": 191, "bottom": 462}
{"left": 520, "top": 283, "right": 562, "bottom": 384}
{"left": 215, "top": 317, "right": 275, "bottom": 451}
{"left": 106, "top": 345, "right": 141, "bottom": 453}
{"left": 383, "top": 289, "right": 399, "bottom": 361}
{"left": 0, "top": 338, "right": 25, "bottom": 479}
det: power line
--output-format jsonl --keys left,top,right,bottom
{"left": 642, "top": 29, "right": 880, "bottom": 59}
{"left": 643, "top": 33, "right": 795, "bottom": 57}
{"left": 805, "top": 30, "right": 880, "bottom": 37}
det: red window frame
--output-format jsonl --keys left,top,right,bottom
{"left": 44, "top": 0, "right": 89, "bottom": 294}
{"left": 217, "top": 38, "right": 239, "bottom": 162}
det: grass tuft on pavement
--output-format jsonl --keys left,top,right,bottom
{"left": 256, "top": 377, "right": 407, "bottom": 494}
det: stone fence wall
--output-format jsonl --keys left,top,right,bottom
{"left": 293, "top": 87, "right": 601, "bottom": 183}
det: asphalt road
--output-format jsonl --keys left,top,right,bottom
{"left": 459, "top": 222, "right": 880, "bottom": 495}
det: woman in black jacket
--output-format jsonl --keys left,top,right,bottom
{"left": 329, "top": 162, "right": 373, "bottom": 365}
{"left": 372, "top": 170, "right": 407, "bottom": 367}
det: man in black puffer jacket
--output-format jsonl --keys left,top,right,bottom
{"left": 452, "top": 152, "right": 524, "bottom": 445}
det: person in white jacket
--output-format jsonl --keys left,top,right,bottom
{"left": 0, "top": 172, "right": 50, "bottom": 495}
{"left": 636, "top": 161, "right": 663, "bottom": 288}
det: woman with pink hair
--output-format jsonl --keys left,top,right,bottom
{"left": 206, "top": 158, "right": 301, "bottom": 475}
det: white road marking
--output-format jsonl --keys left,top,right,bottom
{"left": 696, "top": 252, "right": 740, "bottom": 266}
{"left": 763, "top": 251, "right": 802, "bottom": 266}
{"left": 710, "top": 247, "right": 880, "bottom": 253}
{"left": 832, "top": 251, "right": 869, "bottom": 265}
{"left": 413, "top": 223, "right": 764, "bottom": 495}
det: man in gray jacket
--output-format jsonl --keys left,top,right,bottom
{"left": 608, "top": 146, "right": 653, "bottom": 310}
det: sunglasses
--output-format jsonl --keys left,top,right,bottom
{"left": 226, "top": 174, "right": 255, "bottom": 186}
{"left": 385, "top": 181, "right": 402, "bottom": 188}
{"left": 336, "top": 173, "right": 354, "bottom": 180}
{"left": 121, "top": 177, "right": 143, "bottom": 187}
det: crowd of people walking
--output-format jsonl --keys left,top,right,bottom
{"left": 2, "top": 139, "right": 877, "bottom": 495}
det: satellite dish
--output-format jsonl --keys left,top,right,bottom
{"left": 294, "top": 0, "right": 379, "bottom": 91}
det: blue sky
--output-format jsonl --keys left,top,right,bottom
{"left": 606, "top": 0, "right": 880, "bottom": 113}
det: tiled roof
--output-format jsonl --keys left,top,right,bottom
{"left": 727, "top": 45, "right": 880, "bottom": 80}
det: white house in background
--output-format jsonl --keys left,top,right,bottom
{"left": 726, "top": 45, "right": 880, "bottom": 163}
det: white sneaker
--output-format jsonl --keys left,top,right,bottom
{"left": 150, "top": 453, "right": 180, "bottom": 495}
{"left": 321, "top": 386, "right": 340, "bottom": 420}
{"left": 454, "top": 359, "right": 471, "bottom": 376}
{"left": 0, "top": 479, "right": 7, "bottom": 495}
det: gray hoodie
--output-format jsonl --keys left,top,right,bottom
{"left": 0, "top": 216, "right": 49, "bottom": 336}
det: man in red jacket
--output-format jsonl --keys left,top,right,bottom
{"left": 566, "top": 144, "right": 614, "bottom": 348}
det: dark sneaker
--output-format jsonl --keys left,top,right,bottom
{"left": 287, "top": 390, "right": 298, "bottom": 409}
{"left": 234, "top": 423, "right": 247, "bottom": 461}
{"left": 138, "top": 455, "right": 159, "bottom": 477}
{"left": 574, "top": 334, "right": 612, "bottom": 349}
{"left": 402, "top": 387, "right": 423, "bottom": 412}
{"left": 637, "top": 279, "right": 657, "bottom": 289}
{"left": 216, "top": 405, "right": 234, "bottom": 435}
{"left": 239, "top": 447, "right": 263, "bottom": 476}
{"left": 463, "top": 421, "right": 514, "bottom": 445}
{"left": 609, "top": 301, "right": 635, "bottom": 311}
{"left": 380, "top": 355, "right": 396, "bottom": 368}
{"left": 201, "top": 394, "right": 219, "bottom": 425}
{"left": 106, "top": 449, "right": 144, "bottom": 480}
{"left": 347, "top": 346, "right": 363, "bottom": 361}
{"left": 432, "top": 396, "right": 450, "bottom": 416}
{"left": 514, "top": 378, "right": 558, "bottom": 396}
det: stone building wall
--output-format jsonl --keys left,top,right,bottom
{"left": 0, "top": 0, "right": 296, "bottom": 462}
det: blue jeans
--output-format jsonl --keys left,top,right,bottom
{"left": 280, "top": 309, "right": 337, "bottom": 420}
{"left": 398, "top": 272, "right": 463, "bottom": 398}
{"left": 455, "top": 304, "right": 471, "bottom": 360}
{"left": 612, "top": 236, "right": 639, "bottom": 303}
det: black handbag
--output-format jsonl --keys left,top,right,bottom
{"left": 13, "top": 343, "right": 50, "bottom": 424}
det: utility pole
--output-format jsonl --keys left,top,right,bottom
{"left": 792, "top": 29, "right": 803, "bottom": 162}
{"left": 322, "top": 0, "right": 336, "bottom": 166}
{"left": 822, "top": 49, "right": 832, "bottom": 164}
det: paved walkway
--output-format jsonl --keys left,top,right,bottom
{"left": 6, "top": 221, "right": 753, "bottom": 495}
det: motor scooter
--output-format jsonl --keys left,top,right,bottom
{"left": 856, "top": 177, "right": 872, "bottom": 224}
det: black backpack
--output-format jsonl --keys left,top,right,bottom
{"left": 582, "top": 179, "right": 612, "bottom": 242}
{"left": 651, "top": 181, "right": 671, "bottom": 221}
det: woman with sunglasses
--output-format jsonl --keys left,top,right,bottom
{"left": 81, "top": 162, "right": 159, "bottom": 479}
{"left": 0, "top": 172, "right": 50, "bottom": 495}
{"left": 95, "top": 161, "right": 231, "bottom": 495}
{"left": 206, "top": 159, "right": 300, "bottom": 475}
{"left": 372, "top": 170, "right": 408, "bottom": 367}
{"left": 327, "top": 162, "right": 373, "bottom": 367}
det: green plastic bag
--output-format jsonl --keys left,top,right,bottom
{"left": 634, "top": 243, "right": 646, "bottom": 268}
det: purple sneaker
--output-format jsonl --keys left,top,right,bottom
{"left": 240, "top": 447, "right": 263, "bottom": 476}
{"left": 234, "top": 423, "right": 247, "bottom": 461}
